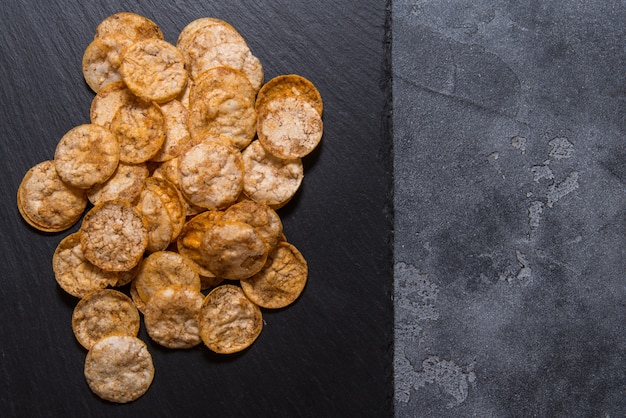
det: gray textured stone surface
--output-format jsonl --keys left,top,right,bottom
{"left": 392, "top": 1, "right": 625, "bottom": 416}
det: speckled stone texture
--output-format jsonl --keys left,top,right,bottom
{"left": 393, "top": 1, "right": 625, "bottom": 416}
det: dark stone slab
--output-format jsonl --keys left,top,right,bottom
{"left": 393, "top": 1, "right": 625, "bottom": 416}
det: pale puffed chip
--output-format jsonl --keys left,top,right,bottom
{"left": 133, "top": 251, "right": 200, "bottom": 304}
{"left": 240, "top": 241, "right": 308, "bottom": 309}
{"left": 82, "top": 34, "right": 133, "bottom": 93}
{"left": 178, "top": 140, "right": 244, "bottom": 210}
{"left": 90, "top": 81, "right": 135, "bottom": 129}
{"left": 87, "top": 162, "right": 149, "bottom": 205}
{"left": 72, "top": 289, "right": 140, "bottom": 350}
{"left": 111, "top": 97, "right": 166, "bottom": 164}
{"left": 199, "top": 220, "right": 268, "bottom": 280}
{"left": 151, "top": 157, "right": 205, "bottom": 216}
{"left": 54, "top": 124, "right": 120, "bottom": 189}
{"left": 257, "top": 96, "right": 323, "bottom": 159}
{"left": 192, "top": 42, "right": 263, "bottom": 91}
{"left": 222, "top": 199, "right": 283, "bottom": 250}
{"left": 144, "top": 284, "right": 204, "bottom": 349}
{"left": 135, "top": 186, "right": 174, "bottom": 253}
{"left": 80, "top": 200, "right": 149, "bottom": 271}
{"left": 198, "top": 284, "right": 263, "bottom": 354}
{"left": 150, "top": 99, "right": 191, "bottom": 162}
{"left": 242, "top": 140, "right": 303, "bottom": 209}
{"left": 120, "top": 38, "right": 188, "bottom": 103}
{"left": 256, "top": 74, "right": 323, "bottom": 116}
{"left": 52, "top": 232, "right": 118, "bottom": 298}
{"left": 94, "top": 12, "right": 163, "bottom": 41}
{"left": 176, "top": 210, "right": 223, "bottom": 278}
{"left": 84, "top": 335, "right": 154, "bottom": 403}
{"left": 17, "top": 160, "right": 87, "bottom": 232}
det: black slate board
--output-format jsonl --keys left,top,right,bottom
{"left": 0, "top": 1, "right": 393, "bottom": 416}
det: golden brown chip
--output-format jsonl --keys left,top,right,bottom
{"left": 151, "top": 99, "right": 190, "bottom": 162}
{"left": 80, "top": 200, "right": 149, "bottom": 271}
{"left": 135, "top": 186, "right": 174, "bottom": 253}
{"left": 82, "top": 34, "right": 133, "bottom": 93}
{"left": 198, "top": 284, "right": 263, "bottom": 354}
{"left": 178, "top": 140, "right": 244, "bottom": 210}
{"left": 144, "top": 176, "right": 186, "bottom": 241}
{"left": 256, "top": 74, "right": 323, "bottom": 116}
{"left": 87, "top": 162, "right": 149, "bottom": 205}
{"left": 111, "top": 97, "right": 166, "bottom": 164}
{"left": 240, "top": 242, "right": 308, "bottom": 309}
{"left": 54, "top": 124, "right": 120, "bottom": 189}
{"left": 199, "top": 220, "right": 268, "bottom": 280}
{"left": 176, "top": 210, "right": 223, "bottom": 277}
{"left": 133, "top": 251, "right": 201, "bottom": 304}
{"left": 151, "top": 157, "right": 205, "bottom": 216}
{"left": 52, "top": 232, "right": 118, "bottom": 298}
{"left": 257, "top": 96, "right": 323, "bottom": 159}
{"left": 72, "top": 289, "right": 140, "bottom": 350}
{"left": 241, "top": 140, "right": 303, "bottom": 209}
{"left": 84, "top": 335, "right": 154, "bottom": 403}
{"left": 120, "top": 39, "right": 188, "bottom": 103}
{"left": 129, "top": 277, "right": 148, "bottom": 314}
{"left": 222, "top": 200, "right": 283, "bottom": 249}
{"left": 94, "top": 12, "right": 163, "bottom": 41}
{"left": 112, "top": 263, "right": 140, "bottom": 287}
{"left": 90, "top": 81, "right": 135, "bottom": 129}
{"left": 200, "top": 275, "right": 224, "bottom": 290}
{"left": 144, "top": 284, "right": 204, "bottom": 349}
{"left": 17, "top": 160, "right": 87, "bottom": 232}
{"left": 192, "top": 42, "right": 263, "bottom": 91}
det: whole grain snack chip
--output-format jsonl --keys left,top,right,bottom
{"left": 130, "top": 278, "right": 148, "bottom": 314}
{"left": 198, "top": 284, "right": 263, "bottom": 354}
{"left": 111, "top": 97, "right": 166, "bottom": 164}
{"left": 257, "top": 96, "right": 323, "bottom": 159}
{"left": 120, "top": 38, "right": 188, "bottom": 103}
{"left": 84, "top": 335, "right": 154, "bottom": 403}
{"left": 135, "top": 185, "right": 174, "bottom": 253}
{"left": 188, "top": 66, "right": 257, "bottom": 149}
{"left": 222, "top": 200, "right": 283, "bottom": 250}
{"left": 80, "top": 200, "right": 149, "bottom": 271}
{"left": 72, "top": 289, "right": 140, "bottom": 350}
{"left": 144, "top": 284, "right": 204, "bottom": 349}
{"left": 94, "top": 12, "right": 163, "bottom": 41}
{"left": 133, "top": 251, "right": 200, "bottom": 304}
{"left": 200, "top": 220, "right": 269, "bottom": 280}
{"left": 151, "top": 99, "right": 191, "bottom": 162}
{"left": 192, "top": 42, "right": 263, "bottom": 91}
{"left": 241, "top": 140, "right": 303, "bottom": 209}
{"left": 178, "top": 140, "right": 244, "bottom": 210}
{"left": 144, "top": 176, "right": 186, "bottom": 241}
{"left": 176, "top": 210, "right": 223, "bottom": 277}
{"left": 82, "top": 34, "right": 133, "bottom": 93}
{"left": 151, "top": 157, "right": 205, "bottom": 216}
{"left": 90, "top": 81, "right": 135, "bottom": 129}
{"left": 17, "top": 160, "right": 88, "bottom": 232}
{"left": 240, "top": 242, "right": 308, "bottom": 309}
{"left": 256, "top": 74, "right": 323, "bottom": 116}
{"left": 87, "top": 162, "right": 149, "bottom": 205}
{"left": 52, "top": 232, "right": 118, "bottom": 298}
{"left": 54, "top": 124, "right": 120, "bottom": 189}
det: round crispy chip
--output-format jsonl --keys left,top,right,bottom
{"left": 72, "top": 289, "right": 140, "bottom": 350}
{"left": 192, "top": 42, "right": 263, "bottom": 91}
{"left": 151, "top": 99, "right": 190, "bottom": 162}
{"left": 52, "top": 232, "right": 118, "bottom": 298}
{"left": 242, "top": 140, "right": 303, "bottom": 209}
{"left": 178, "top": 140, "right": 244, "bottom": 210}
{"left": 188, "top": 66, "right": 257, "bottom": 149}
{"left": 256, "top": 74, "right": 323, "bottom": 116}
{"left": 84, "top": 335, "right": 154, "bottom": 403}
{"left": 120, "top": 39, "right": 188, "bottom": 103}
{"left": 129, "top": 277, "right": 147, "bottom": 314}
{"left": 90, "top": 81, "right": 135, "bottom": 129}
{"left": 240, "top": 242, "right": 308, "bottom": 309}
{"left": 111, "top": 97, "right": 166, "bottom": 164}
{"left": 257, "top": 96, "right": 323, "bottom": 159}
{"left": 151, "top": 157, "right": 205, "bottom": 216}
{"left": 54, "top": 124, "right": 120, "bottom": 189}
{"left": 135, "top": 186, "right": 174, "bottom": 253}
{"left": 17, "top": 160, "right": 87, "bottom": 232}
{"left": 177, "top": 77, "right": 192, "bottom": 109}
{"left": 200, "top": 220, "right": 269, "bottom": 280}
{"left": 80, "top": 200, "right": 149, "bottom": 272}
{"left": 82, "top": 34, "right": 133, "bottom": 93}
{"left": 94, "top": 12, "right": 163, "bottom": 41}
{"left": 87, "top": 162, "right": 149, "bottom": 205}
{"left": 133, "top": 251, "right": 201, "bottom": 304}
{"left": 144, "top": 284, "right": 204, "bottom": 349}
{"left": 198, "top": 284, "right": 263, "bottom": 354}
{"left": 176, "top": 210, "right": 222, "bottom": 277}
{"left": 222, "top": 200, "right": 283, "bottom": 249}
{"left": 144, "top": 176, "right": 186, "bottom": 241}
